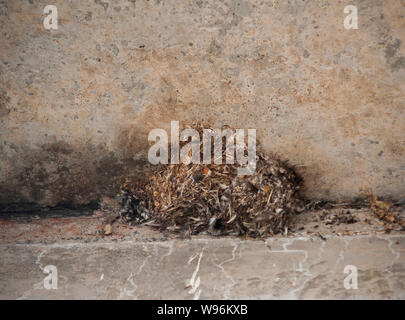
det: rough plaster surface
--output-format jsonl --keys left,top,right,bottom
{"left": 0, "top": 0, "right": 404, "bottom": 206}
{"left": 0, "top": 236, "right": 404, "bottom": 299}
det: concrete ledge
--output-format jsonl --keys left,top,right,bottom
{"left": 1, "top": 235, "right": 404, "bottom": 299}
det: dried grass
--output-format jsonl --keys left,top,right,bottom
{"left": 118, "top": 125, "right": 303, "bottom": 238}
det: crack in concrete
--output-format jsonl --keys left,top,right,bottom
{"left": 377, "top": 235, "right": 402, "bottom": 297}
{"left": 294, "top": 240, "right": 327, "bottom": 299}
{"left": 214, "top": 241, "right": 241, "bottom": 299}
{"left": 119, "top": 245, "right": 151, "bottom": 299}
{"left": 186, "top": 248, "right": 205, "bottom": 300}
{"left": 280, "top": 238, "right": 313, "bottom": 298}
{"left": 334, "top": 237, "right": 350, "bottom": 271}
{"left": 158, "top": 241, "right": 175, "bottom": 264}
{"left": 119, "top": 272, "right": 137, "bottom": 299}
{"left": 17, "top": 249, "right": 47, "bottom": 300}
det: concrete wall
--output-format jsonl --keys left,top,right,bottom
{"left": 0, "top": 0, "right": 404, "bottom": 206}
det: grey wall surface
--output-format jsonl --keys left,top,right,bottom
{"left": 0, "top": 0, "right": 404, "bottom": 206}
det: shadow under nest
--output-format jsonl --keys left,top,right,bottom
{"left": 117, "top": 126, "right": 303, "bottom": 238}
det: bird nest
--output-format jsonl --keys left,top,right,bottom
{"left": 118, "top": 126, "right": 303, "bottom": 238}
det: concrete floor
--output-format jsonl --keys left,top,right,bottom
{"left": 1, "top": 235, "right": 404, "bottom": 299}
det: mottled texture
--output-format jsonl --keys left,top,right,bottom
{"left": 1, "top": 236, "right": 404, "bottom": 299}
{"left": 0, "top": 0, "right": 404, "bottom": 206}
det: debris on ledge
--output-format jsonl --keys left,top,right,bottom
{"left": 368, "top": 194, "right": 405, "bottom": 231}
{"left": 117, "top": 125, "right": 303, "bottom": 238}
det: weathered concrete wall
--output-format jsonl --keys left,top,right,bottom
{"left": 0, "top": 0, "right": 404, "bottom": 206}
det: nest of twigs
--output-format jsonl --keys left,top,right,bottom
{"left": 118, "top": 125, "right": 303, "bottom": 238}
